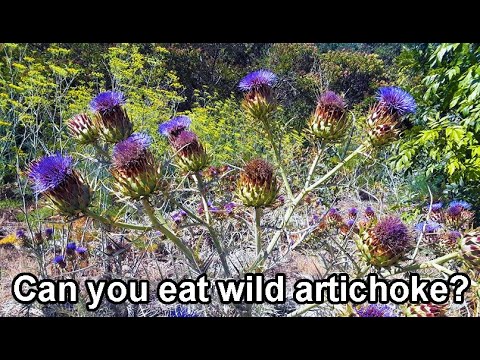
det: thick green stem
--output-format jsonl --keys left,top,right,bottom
{"left": 84, "top": 209, "right": 152, "bottom": 231}
{"left": 254, "top": 207, "right": 263, "bottom": 256}
{"left": 247, "top": 144, "right": 367, "bottom": 272}
{"left": 265, "top": 126, "right": 294, "bottom": 200}
{"left": 191, "top": 173, "right": 231, "bottom": 277}
{"left": 141, "top": 198, "right": 199, "bottom": 270}
{"left": 192, "top": 172, "right": 212, "bottom": 224}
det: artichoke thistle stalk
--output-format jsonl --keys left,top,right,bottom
{"left": 264, "top": 125, "right": 293, "bottom": 200}
{"left": 83, "top": 209, "right": 152, "bottom": 231}
{"left": 254, "top": 207, "right": 263, "bottom": 256}
{"left": 141, "top": 198, "right": 200, "bottom": 271}
{"left": 191, "top": 172, "right": 231, "bottom": 277}
{"left": 238, "top": 70, "right": 293, "bottom": 200}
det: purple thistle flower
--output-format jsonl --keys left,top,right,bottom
{"left": 28, "top": 153, "right": 73, "bottom": 194}
{"left": 312, "top": 214, "right": 321, "bottom": 224}
{"left": 224, "top": 202, "right": 237, "bottom": 214}
{"left": 327, "top": 208, "right": 340, "bottom": 216}
{"left": 372, "top": 216, "right": 411, "bottom": 254}
{"left": 377, "top": 87, "right": 416, "bottom": 116}
{"left": 356, "top": 304, "right": 397, "bottom": 317}
{"left": 347, "top": 219, "right": 355, "bottom": 227}
{"left": 448, "top": 200, "right": 471, "bottom": 211}
{"left": 365, "top": 206, "right": 375, "bottom": 218}
{"left": 446, "top": 200, "right": 471, "bottom": 218}
{"left": 415, "top": 220, "right": 441, "bottom": 233}
{"left": 53, "top": 255, "right": 66, "bottom": 268}
{"left": 90, "top": 91, "right": 125, "bottom": 112}
{"left": 159, "top": 115, "right": 192, "bottom": 138}
{"left": 45, "top": 228, "right": 54, "bottom": 238}
{"left": 16, "top": 229, "right": 25, "bottom": 238}
{"left": 318, "top": 91, "right": 345, "bottom": 109}
{"left": 239, "top": 70, "right": 277, "bottom": 91}
{"left": 429, "top": 202, "right": 443, "bottom": 212}
{"left": 76, "top": 246, "right": 87, "bottom": 255}
{"left": 66, "top": 242, "right": 77, "bottom": 251}
{"left": 171, "top": 210, "right": 187, "bottom": 224}
{"left": 168, "top": 305, "right": 199, "bottom": 318}
{"left": 112, "top": 133, "right": 151, "bottom": 168}
{"left": 447, "top": 230, "right": 462, "bottom": 242}
{"left": 171, "top": 130, "right": 199, "bottom": 151}
{"left": 348, "top": 207, "right": 358, "bottom": 218}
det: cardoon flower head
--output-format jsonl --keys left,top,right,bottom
{"left": 172, "top": 210, "right": 187, "bottom": 224}
{"left": 356, "top": 304, "right": 397, "bottom": 317}
{"left": 430, "top": 202, "right": 443, "bottom": 212}
{"left": 76, "top": 246, "right": 87, "bottom": 255}
{"left": 168, "top": 305, "right": 199, "bottom": 317}
{"left": 90, "top": 91, "right": 132, "bottom": 143}
{"left": 239, "top": 70, "right": 277, "bottom": 122}
{"left": 16, "top": 229, "right": 26, "bottom": 239}
{"left": 326, "top": 208, "right": 343, "bottom": 225}
{"left": 239, "top": 70, "right": 277, "bottom": 91}
{"left": 365, "top": 206, "right": 375, "bottom": 218}
{"left": 159, "top": 115, "right": 192, "bottom": 139}
{"left": 90, "top": 91, "right": 125, "bottom": 112}
{"left": 45, "top": 228, "right": 54, "bottom": 239}
{"left": 356, "top": 216, "right": 412, "bottom": 267}
{"left": 170, "top": 130, "right": 208, "bottom": 172}
{"left": 415, "top": 220, "right": 441, "bottom": 233}
{"left": 53, "top": 255, "right": 66, "bottom": 269}
{"left": 111, "top": 133, "right": 161, "bottom": 200}
{"left": 447, "top": 200, "right": 472, "bottom": 217}
{"left": 309, "top": 91, "right": 349, "bottom": 141}
{"left": 67, "top": 113, "right": 98, "bottom": 144}
{"left": 347, "top": 219, "right": 355, "bottom": 228}
{"left": 66, "top": 242, "right": 77, "bottom": 256}
{"left": 28, "top": 153, "right": 91, "bottom": 216}
{"left": 236, "top": 159, "right": 278, "bottom": 208}
{"left": 459, "top": 231, "right": 480, "bottom": 269}
{"left": 367, "top": 86, "right": 416, "bottom": 146}
{"left": 377, "top": 87, "right": 417, "bottom": 117}
{"left": 76, "top": 246, "right": 88, "bottom": 259}
{"left": 427, "top": 202, "right": 445, "bottom": 223}
{"left": 447, "top": 230, "right": 462, "bottom": 243}
{"left": 348, "top": 207, "right": 358, "bottom": 219}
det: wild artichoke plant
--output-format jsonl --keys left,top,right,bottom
{"left": 239, "top": 70, "right": 277, "bottom": 123}
{"left": 236, "top": 158, "right": 278, "bottom": 208}
{"left": 90, "top": 91, "right": 133, "bottom": 143}
{"left": 28, "top": 153, "right": 91, "bottom": 216}
{"left": 159, "top": 116, "right": 208, "bottom": 172}
{"left": 367, "top": 86, "right": 416, "bottom": 145}
{"left": 309, "top": 91, "right": 349, "bottom": 141}
{"left": 110, "top": 133, "right": 161, "bottom": 200}
{"left": 355, "top": 216, "right": 412, "bottom": 267}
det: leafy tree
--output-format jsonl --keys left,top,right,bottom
{"left": 394, "top": 43, "right": 480, "bottom": 209}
